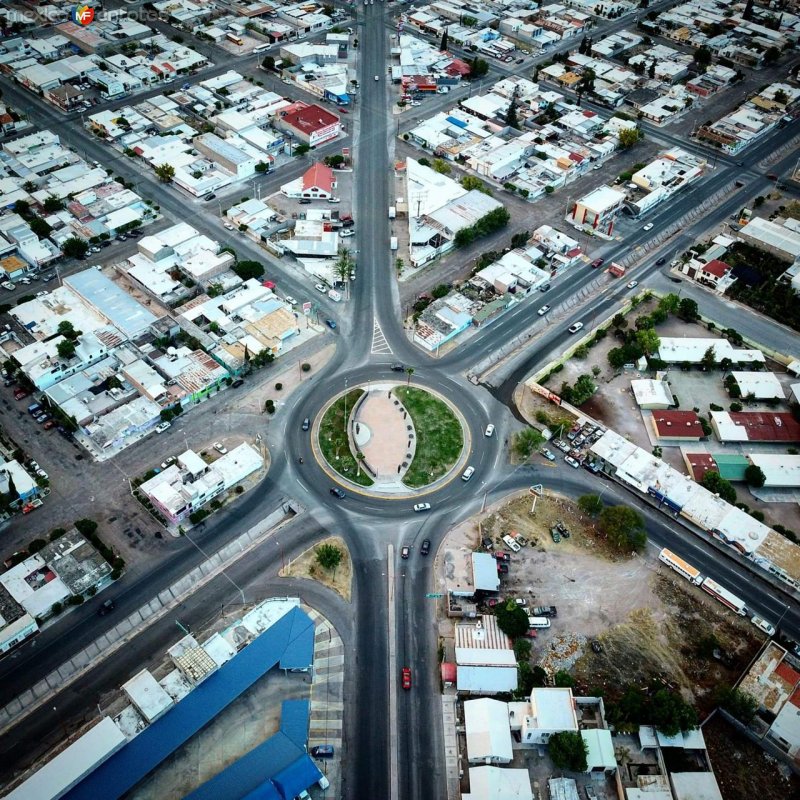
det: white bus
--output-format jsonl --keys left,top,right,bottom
{"left": 253, "top": 43, "right": 271, "bottom": 54}
{"left": 701, "top": 577, "right": 747, "bottom": 616}
{"left": 527, "top": 617, "right": 551, "bottom": 629}
{"left": 658, "top": 548, "right": 703, "bottom": 586}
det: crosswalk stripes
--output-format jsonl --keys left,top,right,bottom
{"left": 371, "top": 319, "right": 393, "bottom": 354}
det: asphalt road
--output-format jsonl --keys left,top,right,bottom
{"left": 3, "top": 2, "right": 800, "bottom": 799}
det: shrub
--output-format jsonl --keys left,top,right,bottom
{"left": 301, "top": 363, "right": 311, "bottom": 372}
{"left": 51, "top": 602, "right": 63, "bottom": 616}
{"left": 235, "top": 485, "right": 244, "bottom": 494}
{"left": 275, "top": 382, "right": 283, "bottom": 391}
{"left": 75, "top": 518, "right": 98, "bottom": 536}
{"left": 730, "top": 402, "right": 743, "bottom": 412}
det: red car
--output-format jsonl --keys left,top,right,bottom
{"left": 591, "top": 258, "right": 604, "bottom": 268}
{"left": 43, "top": 419, "right": 57, "bottom": 430}
{"left": 401, "top": 667, "right": 412, "bottom": 690}
{"left": 13, "top": 389, "right": 29, "bottom": 400}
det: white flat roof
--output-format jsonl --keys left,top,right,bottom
{"left": 530, "top": 687, "right": 578, "bottom": 731}
{"left": 631, "top": 379, "right": 673, "bottom": 407}
{"left": 457, "top": 665, "right": 518, "bottom": 693}
{"left": 6, "top": 717, "right": 126, "bottom": 800}
{"left": 464, "top": 698, "right": 513, "bottom": 762}
{"left": 670, "top": 772, "right": 723, "bottom": 800}
{"left": 657, "top": 338, "right": 765, "bottom": 364}
{"left": 122, "top": 669, "right": 174, "bottom": 722}
{"left": 464, "top": 766, "right": 533, "bottom": 800}
{"left": 748, "top": 454, "right": 800, "bottom": 487}
{"left": 731, "top": 371, "right": 785, "bottom": 399}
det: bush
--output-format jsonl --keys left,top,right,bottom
{"left": 235, "top": 485, "right": 244, "bottom": 494}
{"left": 275, "top": 382, "right": 283, "bottom": 391}
{"left": 28, "top": 538, "right": 47, "bottom": 553}
{"left": 51, "top": 602, "right": 63, "bottom": 616}
{"left": 301, "top": 363, "right": 311, "bottom": 372}
{"left": 730, "top": 402, "right": 743, "bottom": 412}
{"left": 549, "top": 731, "right": 588, "bottom": 771}
{"left": 67, "top": 594, "right": 85, "bottom": 606}
{"left": 189, "top": 508, "right": 211, "bottom": 525}
{"left": 49, "top": 527, "right": 67, "bottom": 541}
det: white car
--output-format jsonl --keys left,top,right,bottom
{"left": 285, "top": 295, "right": 298, "bottom": 306}
{"left": 484, "top": 424, "right": 495, "bottom": 437}
{"left": 155, "top": 421, "right": 171, "bottom": 433}
{"left": 643, "top": 222, "right": 654, "bottom": 231}
{"left": 314, "top": 283, "right": 327, "bottom": 293}
{"left": 327, "top": 197, "right": 341, "bottom": 204}
{"left": 214, "top": 441, "right": 228, "bottom": 454}
{"left": 36, "top": 291, "right": 49, "bottom": 298}
{"left": 374, "top": 75, "right": 379, "bottom": 81}
{"left": 537, "top": 305, "right": 550, "bottom": 316}
{"left": 541, "top": 448, "right": 556, "bottom": 461}
{"left": 568, "top": 322, "right": 583, "bottom": 334}
{"left": 223, "top": 222, "right": 234, "bottom": 230}
{"left": 750, "top": 615, "right": 775, "bottom": 636}
{"left": 413, "top": 502, "right": 431, "bottom": 512}
{"left": 626, "top": 280, "right": 638, "bottom": 289}
{"left": 564, "top": 455, "right": 580, "bottom": 468}
{"left": 340, "top": 229, "right": 355, "bottom": 238}
{"left": 461, "top": 465, "right": 475, "bottom": 481}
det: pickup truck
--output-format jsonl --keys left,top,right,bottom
{"left": 532, "top": 606, "right": 557, "bottom": 617}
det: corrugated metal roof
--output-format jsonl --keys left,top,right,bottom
{"left": 62, "top": 607, "right": 315, "bottom": 800}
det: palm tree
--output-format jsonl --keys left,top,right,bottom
{"left": 335, "top": 246, "right": 352, "bottom": 284}
{"left": 405, "top": 367, "right": 414, "bottom": 386}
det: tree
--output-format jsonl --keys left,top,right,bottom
{"left": 513, "top": 637, "right": 532, "bottom": 661}
{"left": 648, "top": 60, "right": 656, "bottom": 79}
{"left": 635, "top": 328, "right": 660, "bottom": 357}
{"left": 432, "top": 158, "right": 451, "bottom": 175}
{"left": 405, "top": 367, "right": 414, "bottom": 386}
{"left": 764, "top": 46, "right": 780, "bottom": 65}
{"left": 57, "top": 339, "right": 76, "bottom": 360}
{"left": 316, "top": 543, "right": 343, "bottom": 571}
{"left": 714, "top": 684, "right": 757, "bottom": 723}
{"left": 13, "top": 199, "right": 32, "bottom": 218}
{"left": 511, "top": 231, "right": 530, "bottom": 249}
{"left": 57, "top": 320, "right": 79, "bottom": 339}
{"left": 460, "top": 175, "right": 492, "bottom": 195}
{"left": 29, "top": 216, "right": 52, "bottom": 238}
{"left": 549, "top": 731, "right": 588, "bottom": 772}
{"left": 62, "top": 236, "right": 89, "bottom": 259}
{"left": 554, "top": 670, "right": 575, "bottom": 688}
{"left": 261, "top": 55, "right": 275, "bottom": 70}
{"left": 560, "top": 374, "right": 596, "bottom": 406}
{"left": 468, "top": 57, "right": 489, "bottom": 79}
{"left": 513, "top": 428, "right": 546, "bottom": 460}
{"left": 657, "top": 293, "right": 680, "bottom": 314}
{"left": 440, "top": 29, "right": 449, "bottom": 51}
{"left": 578, "top": 494, "right": 603, "bottom": 517}
{"left": 677, "top": 297, "right": 699, "bottom": 322}
{"left": 154, "top": 163, "right": 175, "bottom": 183}
{"left": 232, "top": 260, "right": 265, "bottom": 280}
{"left": 599, "top": 505, "right": 647, "bottom": 552}
{"left": 694, "top": 46, "right": 712, "bottom": 67}
{"left": 334, "top": 246, "right": 353, "bottom": 284}
{"left": 293, "top": 143, "right": 311, "bottom": 157}
{"left": 42, "top": 195, "right": 65, "bottom": 213}
{"left": 618, "top": 128, "right": 640, "bottom": 149}
{"left": 495, "top": 600, "right": 530, "bottom": 638}
{"left": 744, "top": 464, "right": 766, "bottom": 488}
{"left": 774, "top": 88, "right": 789, "bottom": 106}
{"left": 611, "top": 313, "right": 628, "bottom": 331}
{"left": 701, "top": 470, "right": 736, "bottom": 504}
{"left": 700, "top": 346, "right": 717, "bottom": 371}
{"left": 650, "top": 688, "right": 698, "bottom": 736}
{"left": 504, "top": 86, "right": 520, "bottom": 129}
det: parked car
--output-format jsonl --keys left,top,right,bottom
{"left": 493, "top": 552, "right": 510, "bottom": 563}
{"left": 325, "top": 319, "right": 337, "bottom": 330}
{"left": 310, "top": 745, "right": 335, "bottom": 759}
{"left": 160, "top": 456, "right": 176, "bottom": 470}
{"left": 43, "top": 419, "right": 57, "bottom": 430}
{"left": 564, "top": 455, "right": 580, "bottom": 468}
{"left": 285, "top": 295, "right": 298, "bottom": 306}
{"left": 541, "top": 448, "right": 556, "bottom": 461}
{"left": 420, "top": 539, "right": 431, "bottom": 556}
{"left": 497, "top": 562, "right": 509, "bottom": 575}
{"left": 401, "top": 666, "right": 412, "bottom": 689}
{"left": 643, "top": 222, "right": 654, "bottom": 231}
{"left": 223, "top": 222, "right": 234, "bottom": 230}
{"left": 204, "top": 193, "right": 216, "bottom": 201}
{"left": 514, "top": 598, "right": 528, "bottom": 607}
{"left": 591, "top": 640, "right": 603, "bottom": 653}
{"left": 155, "top": 421, "right": 171, "bottom": 433}
{"left": 329, "top": 487, "right": 346, "bottom": 498}
{"left": 214, "top": 442, "right": 228, "bottom": 454}
{"left": 568, "top": 322, "right": 583, "bottom": 334}
{"left": 13, "top": 389, "right": 29, "bottom": 400}
{"left": 413, "top": 503, "right": 431, "bottom": 512}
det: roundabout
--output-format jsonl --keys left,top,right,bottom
{"left": 312, "top": 380, "right": 471, "bottom": 496}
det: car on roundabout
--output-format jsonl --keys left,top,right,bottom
{"left": 413, "top": 503, "right": 431, "bottom": 512}
{"left": 329, "top": 487, "right": 346, "bottom": 499}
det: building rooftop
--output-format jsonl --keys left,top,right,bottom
{"left": 748, "top": 454, "right": 800, "bottom": 488}
{"left": 631, "top": 379, "right": 673, "bottom": 407}
{"left": 122, "top": 669, "right": 174, "bottom": 723}
{"left": 730, "top": 371, "right": 785, "bottom": 400}
{"left": 464, "top": 698, "right": 513, "bottom": 762}
{"left": 463, "top": 766, "right": 532, "bottom": 800}
{"left": 652, "top": 410, "right": 703, "bottom": 438}
{"left": 711, "top": 411, "right": 800, "bottom": 442}
{"left": 529, "top": 687, "right": 578, "bottom": 732}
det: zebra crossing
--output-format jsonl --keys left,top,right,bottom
{"left": 371, "top": 320, "right": 393, "bottom": 354}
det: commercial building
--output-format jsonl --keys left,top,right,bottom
{"left": 451, "top": 615, "right": 517, "bottom": 694}
{"left": 631, "top": 379, "right": 674, "bottom": 410}
{"left": 567, "top": 186, "right": 626, "bottom": 237}
{"left": 280, "top": 161, "right": 336, "bottom": 199}
{"left": 462, "top": 767, "right": 533, "bottom": 800}
{"left": 656, "top": 337, "right": 765, "bottom": 366}
{"left": 0, "top": 584, "right": 38, "bottom": 655}
{"left": 729, "top": 371, "right": 785, "bottom": 401}
{"left": 650, "top": 410, "right": 703, "bottom": 442}
{"left": 737, "top": 216, "right": 800, "bottom": 264}
{"left": 139, "top": 445, "right": 263, "bottom": 525}
{"left": 710, "top": 411, "right": 800, "bottom": 443}
{"left": 275, "top": 101, "right": 340, "bottom": 146}
{"left": 747, "top": 454, "right": 800, "bottom": 489}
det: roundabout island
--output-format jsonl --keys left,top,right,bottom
{"left": 315, "top": 381, "right": 469, "bottom": 495}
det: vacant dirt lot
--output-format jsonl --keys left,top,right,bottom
{"left": 280, "top": 535, "right": 352, "bottom": 602}
{"left": 452, "top": 491, "right": 763, "bottom": 710}
{"left": 703, "top": 713, "right": 800, "bottom": 800}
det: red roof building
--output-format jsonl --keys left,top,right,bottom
{"left": 684, "top": 453, "right": 717, "bottom": 482}
{"left": 276, "top": 101, "right": 340, "bottom": 146}
{"left": 652, "top": 410, "right": 704, "bottom": 440}
{"left": 714, "top": 411, "right": 800, "bottom": 443}
{"left": 302, "top": 162, "right": 335, "bottom": 195}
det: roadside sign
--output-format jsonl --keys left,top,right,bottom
{"left": 302, "top": 302, "right": 312, "bottom": 315}
{"left": 425, "top": 593, "right": 443, "bottom": 599}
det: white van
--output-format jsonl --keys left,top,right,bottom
{"left": 527, "top": 616, "right": 551, "bottom": 629}
{"left": 750, "top": 615, "right": 775, "bottom": 636}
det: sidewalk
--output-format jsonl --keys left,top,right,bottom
{"left": 0, "top": 502, "right": 297, "bottom": 736}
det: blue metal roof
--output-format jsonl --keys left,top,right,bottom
{"left": 279, "top": 613, "right": 315, "bottom": 670}
{"left": 241, "top": 782, "right": 283, "bottom": 800}
{"left": 280, "top": 699, "right": 310, "bottom": 748}
{"left": 272, "top": 755, "right": 323, "bottom": 800}
{"left": 62, "top": 607, "right": 315, "bottom": 800}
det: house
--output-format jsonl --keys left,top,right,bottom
{"left": 462, "top": 766, "right": 533, "bottom": 800}
{"left": 453, "top": 615, "right": 517, "bottom": 694}
{"left": 464, "top": 698, "right": 513, "bottom": 764}
{"left": 509, "top": 687, "right": 578, "bottom": 744}
{"left": 280, "top": 161, "right": 336, "bottom": 199}
{"left": 631, "top": 379, "right": 673, "bottom": 410}
{"left": 692, "top": 258, "right": 736, "bottom": 293}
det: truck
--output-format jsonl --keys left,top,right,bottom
{"left": 608, "top": 263, "right": 626, "bottom": 277}
{"left": 390, "top": 236, "right": 398, "bottom": 251}
{"left": 532, "top": 606, "right": 557, "bottom": 617}
{"left": 388, "top": 206, "right": 396, "bottom": 219}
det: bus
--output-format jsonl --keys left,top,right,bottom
{"left": 253, "top": 43, "right": 271, "bottom": 54}
{"left": 658, "top": 548, "right": 703, "bottom": 586}
{"left": 700, "top": 577, "right": 747, "bottom": 616}
{"left": 226, "top": 33, "right": 244, "bottom": 46}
